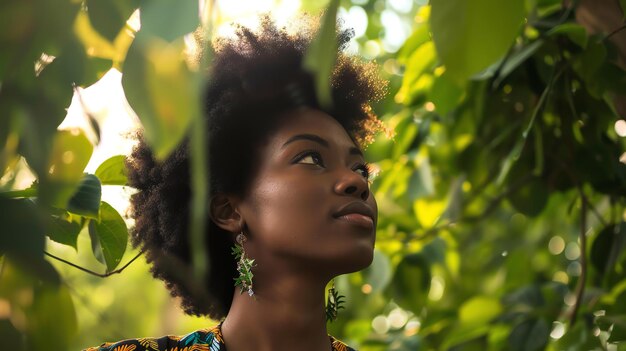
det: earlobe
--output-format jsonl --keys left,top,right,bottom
{"left": 209, "top": 194, "right": 242, "bottom": 233}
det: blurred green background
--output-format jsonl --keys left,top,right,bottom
{"left": 2, "top": 0, "right": 626, "bottom": 350}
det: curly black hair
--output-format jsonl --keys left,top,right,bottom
{"left": 125, "top": 15, "right": 387, "bottom": 320}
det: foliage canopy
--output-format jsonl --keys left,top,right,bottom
{"left": 1, "top": 0, "right": 626, "bottom": 350}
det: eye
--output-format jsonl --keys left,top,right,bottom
{"left": 354, "top": 162, "right": 372, "bottom": 179}
{"left": 296, "top": 151, "right": 325, "bottom": 167}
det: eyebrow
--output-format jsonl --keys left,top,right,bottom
{"left": 281, "top": 133, "right": 363, "bottom": 157}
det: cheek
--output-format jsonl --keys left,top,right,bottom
{"left": 246, "top": 173, "right": 328, "bottom": 246}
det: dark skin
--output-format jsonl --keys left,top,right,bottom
{"left": 210, "top": 108, "right": 378, "bottom": 351}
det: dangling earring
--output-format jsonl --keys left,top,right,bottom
{"left": 232, "top": 231, "right": 256, "bottom": 297}
{"left": 325, "top": 279, "right": 345, "bottom": 322}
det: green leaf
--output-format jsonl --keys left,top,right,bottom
{"left": 140, "top": 0, "right": 199, "bottom": 42}
{"left": 387, "top": 253, "right": 431, "bottom": 314}
{"left": 508, "top": 318, "right": 549, "bottom": 351}
{"left": 86, "top": 0, "right": 138, "bottom": 42}
{"left": 0, "top": 319, "right": 25, "bottom": 351}
{"left": 491, "top": 39, "right": 544, "bottom": 86}
{"left": 591, "top": 223, "right": 626, "bottom": 285}
{"left": 430, "top": 0, "right": 525, "bottom": 81}
{"left": 397, "top": 22, "right": 431, "bottom": 65}
{"left": 46, "top": 211, "right": 83, "bottom": 249}
{"left": 421, "top": 237, "right": 447, "bottom": 265}
{"left": 0, "top": 199, "right": 60, "bottom": 285}
{"left": 573, "top": 39, "right": 607, "bottom": 97}
{"left": 605, "top": 315, "right": 626, "bottom": 342}
{"left": 396, "top": 41, "right": 437, "bottom": 105}
{"left": 27, "top": 283, "right": 77, "bottom": 351}
{"left": 407, "top": 156, "right": 435, "bottom": 200}
{"left": 362, "top": 249, "right": 392, "bottom": 294}
{"left": 122, "top": 33, "right": 198, "bottom": 160}
{"left": 38, "top": 129, "right": 93, "bottom": 208}
{"left": 0, "top": 198, "right": 45, "bottom": 260}
{"left": 459, "top": 296, "right": 502, "bottom": 326}
{"left": 428, "top": 72, "right": 464, "bottom": 115}
{"left": 552, "top": 320, "right": 603, "bottom": 350}
{"left": 67, "top": 173, "right": 102, "bottom": 218}
{"left": 303, "top": 0, "right": 340, "bottom": 109}
{"left": 548, "top": 23, "right": 588, "bottom": 48}
{"left": 621, "top": 0, "right": 626, "bottom": 21}
{"left": 507, "top": 176, "right": 549, "bottom": 217}
{"left": 88, "top": 201, "right": 128, "bottom": 272}
{"left": 95, "top": 155, "right": 128, "bottom": 185}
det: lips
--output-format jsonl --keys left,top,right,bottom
{"left": 332, "top": 201, "right": 376, "bottom": 229}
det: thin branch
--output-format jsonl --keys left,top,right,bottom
{"left": 0, "top": 255, "right": 5, "bottom": 281}
{"left": 570, "top": 187, "right": 588, "bottom": 326}
{"left": 44, "top": 251, "right": 143, "bottom": 278}
{"left": 603, "top": 24, "right": 626, "bottom": 42}
{"left": 563, "top": 75, "right": 608, "bottom": 229}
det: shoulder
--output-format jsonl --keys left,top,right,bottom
{"left": 83, "top": 325, "right": 225, "bottom": 351}
{"left": 330, "top": 335, "right": 358, "bottom": 351}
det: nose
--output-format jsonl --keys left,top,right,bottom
{"left": 333, "top": 168, "right": 370, "bottom": 201}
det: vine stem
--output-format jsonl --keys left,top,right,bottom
{"left": 603, "top": 24, "right": 626, "bottom": 42}
{"left": 0, "top": 187, "right": 37, "bottom": 198}
{"left": 570, "top": 188, "right": 588, "bottom": 326}
{"left": 44, "top": 251, "right": 143, "bottom": 278}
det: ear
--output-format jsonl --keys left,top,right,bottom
{"left": 209, "top": 193, "right": 242, "bottom": 233}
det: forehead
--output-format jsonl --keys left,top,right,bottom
{"left": 268, "top": 108, "right": 358, "bottom": 149}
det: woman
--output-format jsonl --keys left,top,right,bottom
{"left": 86, "top": 15, "right": 386, "bottom": 351}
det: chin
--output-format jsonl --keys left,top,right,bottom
{"left": 337, "top": 244, "right": 375, "bottom": 274}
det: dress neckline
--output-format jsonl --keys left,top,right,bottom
{"left": 212, "top": 321, "right": 351, "bottom": 351}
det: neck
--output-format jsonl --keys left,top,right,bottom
{"left": 221, "top": 266, "right": 332, "bottom": 351}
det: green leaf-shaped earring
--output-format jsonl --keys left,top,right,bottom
{"left": 325, "top": 279, "right": 345, "bottom": 322}
{"left": 232, "top": 232, "right": 256, "bottom": 297}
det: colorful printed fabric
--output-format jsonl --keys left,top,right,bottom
{"left": 83, "top": 323, "right": 356, "bottom": 351}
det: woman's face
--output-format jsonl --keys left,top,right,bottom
{"left": 238, "top": 108, "right": 377, "bottom": 277}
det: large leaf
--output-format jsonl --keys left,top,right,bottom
{"left": 88, "top": 201, "right": 128, "bottom": 272}
{"left": 27, "top": 283, "right": 77, "bottom": 351}
{"left": 139, "top": 0, "right": 199, "bottom": 42}
{"left": 38, "top": 129, "right": 93, "bottom": 208}
{"left": 303, "top": 0, "right": 340, "bottom": 109}
{"left": 95, "top": 155, "right": 128, "bottom": 185}
{"left": 0, "top": 199, "right": 59, "bottom": 285}
{"left": 86, "top": 0, "right": 139, "bottom": 42}
{"left": 122, "top": 33, "right": 198, "bottom": 160}
{"left": 430, "top": 0, "right": 525, "bottom": 81}
{"left": 0, "top": 198, "right": 45, "bottom": 260}
{"left": 46, "top": 211, "right": 83, "bottom": 249}
{"left": 396, "top": 41, "right": 437, "bottom": 105}
{"left": 397, "top": 18, "right": 431, "bottom": 65}
{"left": 507, "top": 176, "right": 549, "bottom": 217}
{"left": 67, "top": 173, "right": 102, "bottom": 218}
{"left": 387, "top": 253, "right": 431, "bottom": 314}
{"left": 428, "top": 72, "right": 464, "bottom": 115}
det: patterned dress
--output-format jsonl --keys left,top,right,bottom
{"left": 83, "top": 323, "right": 356, "bottom": 351}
